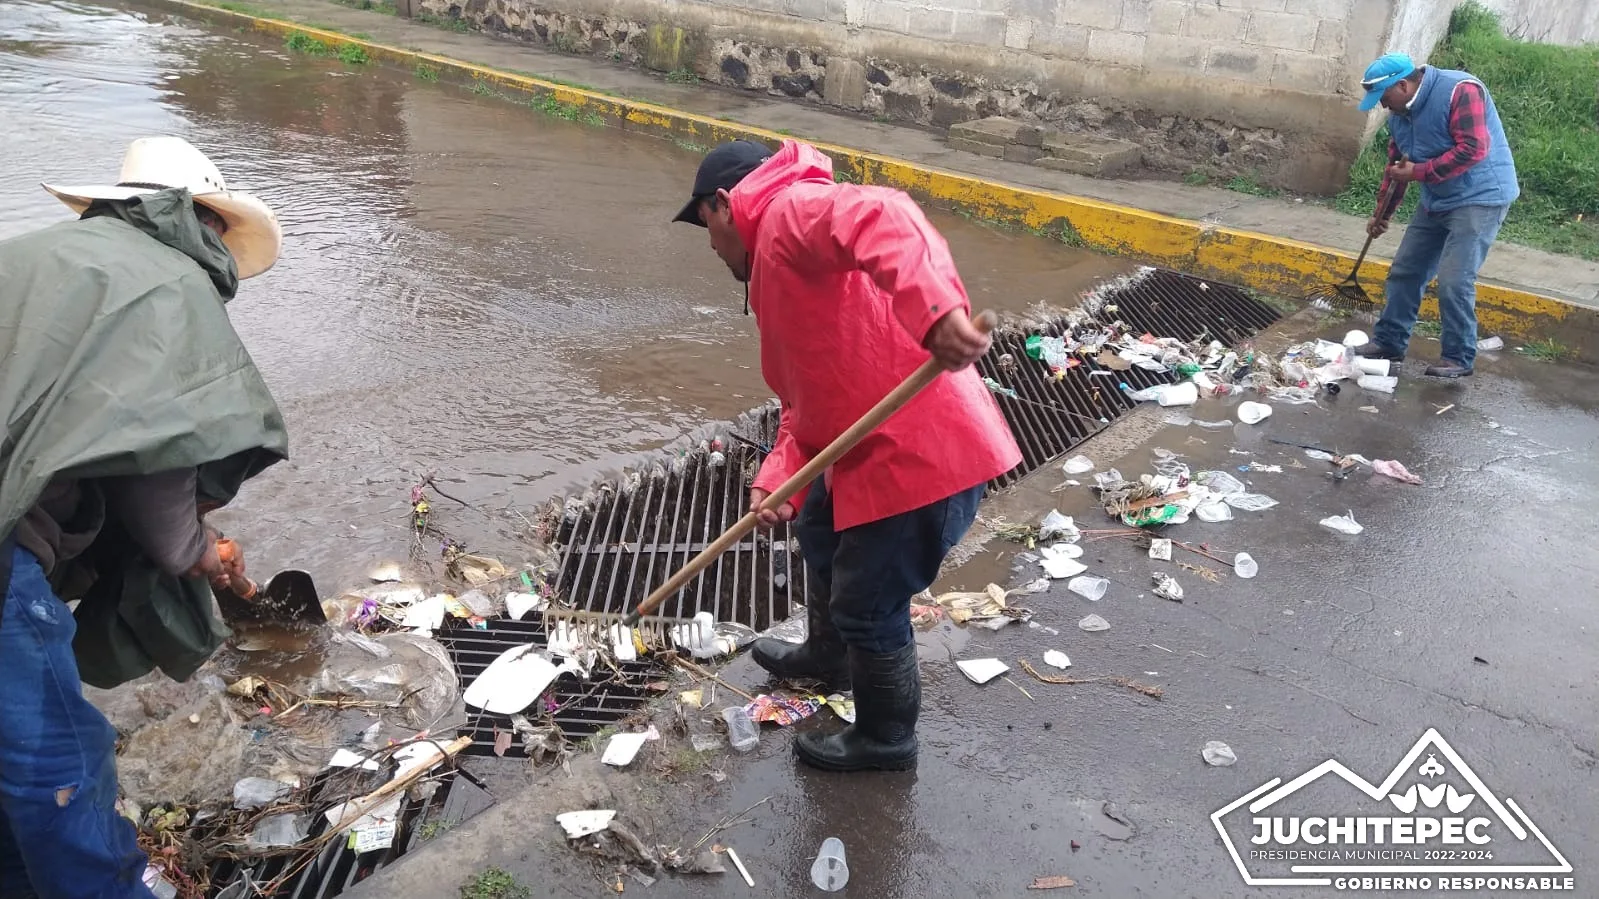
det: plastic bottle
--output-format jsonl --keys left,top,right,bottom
{"left": 810, "top": 837, "right": 849, "bottom": 891}
{"left": 722, "top": 706, "right": 759, "bottom": 752}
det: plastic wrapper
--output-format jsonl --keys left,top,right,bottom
{"left": 1195, "top": 501, "right": 1233, "bottom": 523}
{"left": 743, "top": 694, "right": 824, "bottom": 726}
{"left": 1224, "top": 493, "right": 1279, "bottom": 512}
{"left": 1196, "top": 470, "right": 1247, "bottom": 496}
{"left": 1320, "top": 511, "right": 1364, "bottom": 535}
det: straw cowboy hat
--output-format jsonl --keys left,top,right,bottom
{"left": 42, "top": 136, "right": 281, "bottom": 279}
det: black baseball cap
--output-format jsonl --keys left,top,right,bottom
{"left": 672, "top": 140, "right": 773, "bottom": 227}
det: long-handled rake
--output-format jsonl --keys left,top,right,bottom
{"left": 1309, "top": 157, "right": 1408, "bottom": 318}
{"left": 542, "top": 309, "right": 1000, "bottom": 647}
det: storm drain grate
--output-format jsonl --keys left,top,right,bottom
{"left": 977, "top": 268, "right": 1281, "bottom": 488}
{"left": 434, "top": 616, "right": 665, "bottom": 758}
{"left": 204, "top": 765, "right": 494, "bottom": 898}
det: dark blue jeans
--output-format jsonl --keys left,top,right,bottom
{"left": 795, "top": 484, "right": 984, "bottom": 653}
{"left": 0, "top": 545, "right": 157, "bottom": 899}
{"left": 1374, "top": 202, "right": 1510, "bottom": 370}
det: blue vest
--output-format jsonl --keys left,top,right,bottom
{"left": 1387, "top": 66, "right": 1519, "bottom": 213}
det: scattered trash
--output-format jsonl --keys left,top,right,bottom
{"left": 1372, "top": 459, "right": 1423, "bottom": 485}
{"left": 1478, "top": 336, "right": 1504, "bottom": 351}
{"left": 1196, "top": 470, "right": 1246, "bottom": 495}
{"left": 247, "top": 813, "right": 309, "bottom": 850}
{"left": 690, "top": 734, "right": 723, "bottom": 753}
{"left": 1067, "top": 576, "right": 1108, "bottom": 602}
{"left": 1319, "top": 511, "right": 1364, "bottom": 535}
{"left": 1357, "top": 374, "right": 1398, "bottom": 393}
{"left": 557, "top": 810, "right": 617, "bottom": 839}
{"left": 1093, "top": 469, "right": 1125, "bottom": 490}
{"left": 601, "top": 730, "right": 658, "bottom": 767}
{"left": 1041, "top": 549, "right": 1088, "bottom": 580}
{"left": 1163, "top": 412, "right": 1193, "bottom": 427}
{"left": 445, "top": 551, "right": 508, "bottom": 587}
{"left": 726, "top": 847, "right": 755, "bottom": 888}
{"left": 672, "top": 611, "right": 737, "bottom": 659}
{"left": 957, "top": 658, "right": 1010, "bottom": 684}
{"left": 1360, "top": 405, "right": 1379, "bottom": 413}
{"left": 1473, "top": 656, "right": 1490, "bottom": 666}
{"left": 1247, "top": 462, "right": 1283, "bottom": 473}
{"left": 367, "top": 561, "right": 404, "bottom": 583}
{"left": 1148, "top": 538, "right": 1172, "bottom": 561}
{"left": 722, "top": 706, "right": 760, "bottom": 752}
{"left": 462, "top": 645, "right": 576, "bottom": 715}
{"left": 1233, "top": 553, "right": 1258, "bottom": 579}
{"left": 811, "top": 837, "right": 849, "bottom": 892}
{"left": 1224, "top": 493, "right": 1278, "bottom": 512}
{"left": 744, "top": 694, "right": 823, "bottom": 726}
{"left": 1343, "top": 330, "right": 1369, "bottom": 347}
{"left": 1236, "top": 401, "right": 1273, "bottom": 424}
{"left": 1029, "top": 875, "right": 1077, "bottom": 890}
{"left": 926, "top": 582, "right": 1037, "bottom": 625}
{"left": 1195, "top": 501, "right": 1233, "bottom": 523}
{"left": 1202, "top": 741, "right": 1238, "bottom": 767}
{"left": 232, "top": 777, "right": 292, "bottom": 811}
{"left": 1077, "top": 614, "right": 1110, "bottom": 633}
{"left": 1043, "top": 651, "right": 1072, "bottom": 670}
{"left": 1155, "top": 381, "right": 1199, "bottom": 407}
{"left": 504, "top": 591, "right": 546, "bottom": 620}
{"left": 1018, "top": 661, "right": 1164, "bottom": 699}
{"left": 671, "top": 849, "right": 727, "bottom": 875}
{"left": 1178, "top": 560, "right": 1224, "bottom": 583}
{"left": 1062, "top": 454, "right": 1095, "bottom": 475}
{"left": 824, "top": 694, "right": 856, "bottom": 724}
{"left": 1152, "top": 574, "right": 1184, "bottom": 603}
{"left": 1039, "top": 510, "right": 1080, "bottom": 541}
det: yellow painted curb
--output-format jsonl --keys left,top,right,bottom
{"left": 147, "top": 0, "right": 1593, "bottom": 358}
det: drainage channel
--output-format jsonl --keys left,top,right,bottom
{"left": 443, "top": 267, "right": 1279, "bottom": 739}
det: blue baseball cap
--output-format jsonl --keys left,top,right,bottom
{"left": 1359, "top": 53, "right": 1417, "bottom": 111}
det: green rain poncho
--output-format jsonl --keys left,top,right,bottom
{"left": 0, "top": 189, "right": 288, "bottom": 687}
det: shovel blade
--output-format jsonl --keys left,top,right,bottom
{"left": 216, "top": 569, "right": 326, "bottom": 626}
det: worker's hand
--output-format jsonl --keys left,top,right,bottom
{"left": 1367, "top": 216, "right": 1390, "bottom": 239}
{"left": 187, "top": 538, "right": 226, "bottom": 583}
{"left": 748, "top": 488, "right": 796, "bottom": 530}
{"left": 923, "top": 308, "right": 990, "bottom": 371}
{"left": 1385, "top": 159, "right": 1418, "bottom": 184}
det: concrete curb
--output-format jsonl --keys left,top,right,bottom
{"left": 144, "top": 0, "right": 1595, "bottom": 361}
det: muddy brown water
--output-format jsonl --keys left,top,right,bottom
{"left": 1, "top": 0, "right": 1131, "bottom": 595}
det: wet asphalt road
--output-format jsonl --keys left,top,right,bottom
{"left": 353, "top": 319, "right": 1596, "bottom": 898}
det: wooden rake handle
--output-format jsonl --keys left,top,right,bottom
{"left": 622, "top": 309, "right": 1000, "bottom": 626}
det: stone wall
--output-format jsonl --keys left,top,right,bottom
{"left": 415, "top": 0, "right": 1405, "bottom": 193}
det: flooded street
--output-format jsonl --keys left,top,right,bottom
{"left": 1, "top": 0, "right": 1127, "bottom": 592}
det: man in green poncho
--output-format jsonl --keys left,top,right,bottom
{"left": 0, "top": 136, "right": 289, "bottom": 898}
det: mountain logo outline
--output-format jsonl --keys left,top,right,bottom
{"left": 1210, "top": 728, "right": 1573, "bottom": 887}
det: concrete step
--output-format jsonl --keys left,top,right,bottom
{"left": 948, "top": 116, "right": 1141, "bottom": 178}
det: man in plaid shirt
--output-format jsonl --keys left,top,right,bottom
{"left": 1351, "top": 53, "right": 1519, "bottom": 379}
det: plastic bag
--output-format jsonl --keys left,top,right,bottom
{"left": 1039, "top": 510, "right": 1079, "bottom": 541}
{"left": 1196, "top": 471, "right": 1247, "bottom": 496}
{"left": 1093, "top": 469, "right": 1126, "bottom": 491}
{"left": 247, "top": 813, "right": 308, "bottom": 850}
{"left": 1224, "top": 493, "right": 1279, "bottom": 512}
{"left": 1320, "top": 511, "right": 1364, "bottom": 535}
{"left": 1372, "top": 459, "right": 1422, "bottom": 485}
{"left": 1195, "top": 502, "right": 1233, "bottom": 523}
{"left": 233, "top": 777, "right": 292, "bottom": 810}
{"left": 1061, "top": 455, "right": 1095, "bottom": 475}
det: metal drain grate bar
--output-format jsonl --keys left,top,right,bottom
{"left": 435, "top": 616, "right": 664, "bottom": 756}
{"left": 541, "top": 268, "right": 1280, "bottom": 627}
{"left": 204, "top": 766, "right": 494, "bottom": 898}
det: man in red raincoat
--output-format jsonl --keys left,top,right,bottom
{"left": 673, "top": 139, "right": 1022, "bottom": 771}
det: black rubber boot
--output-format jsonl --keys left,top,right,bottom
{"left": 794, "top": 642, "right": 919, "bottom": 772}
{"left": 750, "top": 599, "right": 850, "bottom": 690}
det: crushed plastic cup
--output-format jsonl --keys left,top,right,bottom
{"left": 1157, "top": 381, "right": 1199, "bottom": 407}
{"left": 1067, "top": 576, "right": 1108, "bottom": 601}
{"left": 1343, "top": 329, "right": 1369, "bottom": 347}
{"left": 1233, "top": 552, "right": 1258, "bottom": 579}
{"left": 1355, "top": 357, "right": 1391, "bottom": 376}
{"left": 1236, "top": 401, "right": 1272, "bottom": 425}
{"left": 1077, "top": 614, "right": 1110, "bottom": 633}
{"left": 1357, "top": 374, "right": 1398, "bottom": 394}
{"left": 1319, "top": 511, "right": 1364, "bottom": 535}
{"left": 1061, "top": 454, "right": 1095, "bottom": 475}
{"left": 722, "top": 706, "right": 759, "bottom": 752}
{"left": 811, "top": 837, "right": 849, "bottom": 891}
{"left": 1478, "top": 335, "right": 1504, "bottom": 351}
{"left": 1195, "top": 502, "right": 1233, "bottom": 523}
{"left": 1202, "top": 741, "right": 1238, "bottom": 767}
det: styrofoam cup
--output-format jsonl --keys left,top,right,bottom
{"left": 1355, "top": 357, "right": 1390, "bottom": 376}
{"left": 1237, "top": 401, "right": 1272, "bottom": 424}
{"left": 1067, "top": 576, "right": 1109, "bottom": 602}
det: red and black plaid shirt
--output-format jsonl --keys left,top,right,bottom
{"left": 1377, "top": 80, "right": 1491, "bottom": 208}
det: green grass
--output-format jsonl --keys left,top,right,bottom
{"left": 1514, "top": 337, "right": 1572, "bottom": 362}
{"left": 331, "top": 0, "right": 396, "bottom": 12}
{"left": 418, "top": 818, "right": 457, "bottom": 841}
{"left": 1225, "top": 174, "right": 1281, "bottom": 198}
{"left": 1413, "top": 320, "right": 1443, "bottom": 337}
{"left": 459, "top": 868, "right": 530, "bottom": 899}
{"left": 1183, "top": 170, "right": 1210, "bottom": 186}
{"left": 337, "top": 43, "right": 369, "bottom": 64}
{"left": 414, "top": 63, "right": 440, "bottom": 81}
{"left": 666, "top": 67, "right": 699, "bottom": 84}
{"left": 1333, "top": 2, "right": 1599, "bottom": 260}
{"left": 284, "top": 32, "right": 329, "bottom": 55}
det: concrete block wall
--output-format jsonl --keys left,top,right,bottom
{"left": 418, "top": 0, "right": 1407, "bottom": 193}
